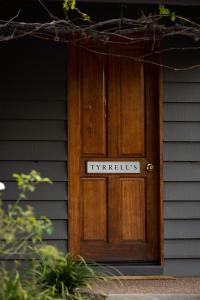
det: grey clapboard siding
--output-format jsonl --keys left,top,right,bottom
{"left": 164, "top": 259, "right": 200, "bottom": 276}
{"left": 2, "top": 201, "right": 67, "bottom": 220}
{"left": 164, "top": 103, "right": 200, "bottom": 121}
{"left": 164, "top": 69, "right": 200, "bottom": 83}
{"left": 0, "top": 82, "right": 66, "bottom": 102}
{"left": 48, "top": 240, "right": 67, "bottom": 253}
{"left": 0, "top": 141, "right": 67, "bottom": 161}
{"left": 164, "top": 162, "right": 200, "bottom": 181}
{"left": 163, "top": 46, "right": 200, "bottom": 275}
{"left": 164, "top": 220, "right": 200, "bottom": 239}
{"left": 44, "top": 221, "right": 67, "bottom": 240}
{"left": 165, "top": 201, "right": 200, "bottom": 219}
{"left": 163, "top": 51, "right": 200, "bottom": 82}
{"left": 164, "top": 83, "right": 200, "bottom": 102}
{"left": 0, "top": 101, "right": 67, "bottom": 120}
{"left": 0, "top": 120, "right": 66, "bottom": 141}
{"left": 0, "top": 162, "right": 66, "bottom": 182}
{"left": 164, "top": 142, "right": 200, "bottom": 161}
{"left": 164, "top": 182, "right": 200, "bottom": 201}
{"left": 165, "top": 240, "right": 200, "bottom": 259}
{"left": 2, "top": 182, "right": 67, "bottom": 201}
{"left": 0, "top": 40, "right": 66, "bottom": 101}
{"left": 164, "top": 122, "right": 200, "bottom": 142}
{"left": 0, "top": 39, "right": 68, "bottom": 250}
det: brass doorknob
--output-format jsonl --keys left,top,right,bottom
{"left": 146, "top": 163, "right": 154, "bottom": 172}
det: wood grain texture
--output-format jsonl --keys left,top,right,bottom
{"left": 121, "top": 179, "right": 145, "bottom": 241}
{"left": 120, "top": 51, "right": 145, "bottom": 156}
{"left": 81, "top": 50, "right": 106, "bottom": 155}
{"left": 81, "top": 179, "right": 107, "bottom": 241}
{"left": 68, "top": 43, "right": 161, "bottom": 262}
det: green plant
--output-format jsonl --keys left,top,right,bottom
{"left": 0, "top": 269, "right": 28, "bottom": 300}
{"left": 0, "top": 268, "right": 64, "bottom": 300}
{"left": 0, "top": 171, "right": 55, "bottom": 298}
{"left": 0, "top": 170, "right": 53, "bottom": 258}
{"left": 33, "top": 245, "right": 105, "bottom": 299}
{"left": 63, "top": 0, "right": 90, "bottom": 21}
{"left": 0, "top": 170, "right": 108, "bottom": 299}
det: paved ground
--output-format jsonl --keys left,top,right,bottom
{"left": 92, "top": 277, "right": 200, "bottom": 295}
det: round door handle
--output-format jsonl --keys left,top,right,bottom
{"left": 146, "top": 163, "right": 154, "bottom": 172}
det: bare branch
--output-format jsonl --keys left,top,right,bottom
{"left": 37, "top": 0, "right": 59, "bottom": 20}
{"left": 0, "top": 11, "right": 200, "bottom": 70}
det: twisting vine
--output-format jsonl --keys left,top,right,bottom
{"left": 0, "top": 1, "right": 200, "bottom": 70}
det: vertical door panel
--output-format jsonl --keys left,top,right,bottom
{"left": 80, "top": 50, "right": 106, "bottom": 156}
{"left": 121, "top": 178, "right": 146, "bottom": 241}
{"left": 120, "top": 51, "right": 145, "bottom": 156}
{"left": 81, "top": 178, "right": 107, "bottom": 241}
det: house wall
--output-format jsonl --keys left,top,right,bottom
{"left": 163, "top": 45, "right": 200, "bottom": 275}
{"left": 0, "top": 39, "right": 68, "bottom": 253}
{"left": 1, "top": 36, "right": 200, "bottom": 275}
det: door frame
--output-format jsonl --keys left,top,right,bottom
{"left": 67, "top": 43, "right": 164, "bottom": 267}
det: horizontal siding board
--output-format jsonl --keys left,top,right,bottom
{"left": 164, "top": 122, "right": 200, "bottom": 142}
{"left": 164, "top": 220, "right": 200, "bottom": 239}
{"left": 163, "top": 51, "right": 200, "bottom": 82}
{"left": 0, "top": 101, "right": 67, "bottom": 120}
{"left": 164, "top": 69, "right": 200, "bottom": 83}
{"left": 0, "top": 87, "right": 66, "bottom": 102}
{"left": 0, "top": 141, "right": 67, "bottom": 161}
{"left": 2, "top": 200, "right": 67, "bottom": 220}
{"left": 0, "top": 120, "right": 66, "bottom": 141}
{"left": 165, "top": 240, "right": 200, "bottom": 259}
{"left": 164, "top": 182, "right": 200, "bottom": 201}
{"left": 165, "top": 201, "right": 200, "bottom": 219}
{"left": 47, "top": 240, "right": 67, "bottom": 253}
{"left": 44, "top": 220, "right": 67, "bottom": 240}
{"left": 164, "top": 142, "right": 200, "bottom": 161}
{"left": 164, "top": 103, "right": 200, "bottom": 121}
{"left": 164, "top": 162, "right": 200, "bottom": 181}
{"left": 2, "top": 182, "right": 67, "bottom": 201}
{"left": 0, "top": 40, "right": 66, "bottom": 101}
{"left": 0, "top": 162, "right": 66, "bottom": 181}
{"left": 0, "top": 40, "right": 66, "bottom": 74}
{"left": 164, "top": 259, "right": 200, "bottom": 276}
{"left": 164, "top": 83, "right": 200, "bottom": 102}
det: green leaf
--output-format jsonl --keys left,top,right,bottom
{"left": 171, "top": 11, "right": 176, "bottom": 22}
{"left": 159, "top": 5, "right": 170, "bottom": 15}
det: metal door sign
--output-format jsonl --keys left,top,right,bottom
{"left": 87, "top": 161, "right": 140, "bottom": 174}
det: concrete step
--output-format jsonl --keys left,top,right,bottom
{"left": 106, "top": 294, "right": 200, "bottom": 300}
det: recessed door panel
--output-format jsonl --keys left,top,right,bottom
{"left": 81, "top": 50, "right": 106, "bottom": 156}
{"left": 120, "top": 52, "right": 145, "bottom": 156}
{"left": 121, "top": 178, "right": 146, "bottom": 242}
{"left": 81, "top": 178, "right": 107, "bottom": 241}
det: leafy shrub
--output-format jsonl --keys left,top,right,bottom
{"left": 0, "top": 268, "right": 64, "bottom": 300}
{"left": 33, "top": 246, "right": 105, "bottom": 299}
{"left": 0, "top": 170, "right": 53, "bottom": 259}
{"left": 0, "top": 171, "right": 107, "bottom": 300}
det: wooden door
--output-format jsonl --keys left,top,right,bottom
{"left": 68, "top": 44, "right": 162, "bottom": 262}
